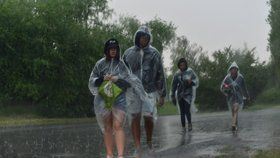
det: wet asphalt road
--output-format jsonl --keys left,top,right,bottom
{"left": 0, "top": 107, "right": 279, "bottom": 158}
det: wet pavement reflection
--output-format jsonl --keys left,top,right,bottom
{"left": 0, "top": 107, "right": 280, "bottom": 158}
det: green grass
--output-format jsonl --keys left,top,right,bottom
{"left": 0, "top": 105, "right": 95, "bottom": 126}
{"left": 245, "top": 103, "right": 280, "bottom": 111}
{"left": 158, "top": 101, "right": 178, "bottom": 116}
{"left": 0, "top": 117, "right": 95, "bottom": 126}
{"left": 254, "top": 149, "right": 280, "bottom": 158}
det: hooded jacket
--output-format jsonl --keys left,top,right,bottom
{"left": 171, "top": 67, "right": 199, "bottom": 104}
{"left": 123, "top": 26, "right": 166, "bottom": 97}
{"left": 220, "top": 62, "right": 249, "bottom": 108}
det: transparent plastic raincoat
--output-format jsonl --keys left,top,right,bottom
{"left": 123, "top": 26, "right": 167, "bottom": 119}
{"left": 220, "top": 62, "right": 249, "bottom": 111}
{"left": 89, "top": 58, "right": 148, "bottom": 132}
{"left": 171, "top": 68, "right": 199, "bottom": 113}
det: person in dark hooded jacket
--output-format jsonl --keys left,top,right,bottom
{"left": 171, "top": 58, "right": 199, "bottom": 132}
{"left": 123, "top": 26, "right": 166, "bottom": 153}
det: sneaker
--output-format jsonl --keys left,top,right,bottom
{"left": 133, "top": 148, "right": 141, "bottom": 158}
{"left": 232, "top": 126, "right": 237, "bottom": 131}
{"left": 188, "top": 123, "right": 192, "bottom": 131}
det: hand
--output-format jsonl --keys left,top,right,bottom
{"left": 110, "top": 76, "right": 118, "bottom": 82}
{"left": 158, "top": 97, "right": 165, "bottom": 107}
{"left": 104, "top": 74, "right": 112, "bottom": 81}
{"left": 171, "top": 96, "right": 177, "bottom": 105}
{"left": 246, "top": 96, "right": 251, "bottom": 101}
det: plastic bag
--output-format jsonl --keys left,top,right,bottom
{"left": 98, "top": 80, "right": 122, "bottom": 109}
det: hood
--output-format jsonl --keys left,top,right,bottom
{"left": 104, "top": 38, "right": 121, "bottom": 60}
{"left": 228, "top": 61, "right": 239, "bottom": 72}
{"left": 134, "top": 25, "right": 153, "bottom": 48}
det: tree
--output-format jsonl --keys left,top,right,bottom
{"left": 170, "top": 36, "right": 204, "bottom": 74}
{"left": 268, "top": 0, "right": 280, "bottom": 87}
{"left": 146, "top": 17, "right": 176, "bottom": 54}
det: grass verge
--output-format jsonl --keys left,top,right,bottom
{"left": 0, "top": 105, "right": 95, "bottom": 126}
{"left": 158, "top": 101, "right": 178, "bottom": 116}
{"left": 253, "top": 149, "right": 280, "bottom": 158}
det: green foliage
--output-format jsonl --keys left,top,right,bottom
{"left": 0, "top": 0, "right": 111, "bottom": 117}
{"left": 170, "top": 44, "right": 269, "bottom": 111}
{"left": 268, "top": 0, "right": 280, "bottom": 87}
{"left": 170, "top": 36, "right": 204, "bottom": 74}
{"left": 146, "top": 17, "right": 176, "bottom": 53}
{"left": 0, "top": 1, "right": 178, "bottom": 117}
{"left": 254, "top": 149, "right": 280, "bottom": 158}
{"left": 158, "top": 101, "right": 178, "bottom": 116}
{"left": 197, "top": 46, "right": 268, "bottom": 110}
{"left": 256, "top": 87, "right": 280, "bottom": 104}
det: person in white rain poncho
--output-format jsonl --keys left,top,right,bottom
{"left": 88, "top": 39, "right": 131, "bottom": 158}
{"left": 123, "top": 26, "right": 167, "bottom": 153}
{"left": 171, "top": 58, "right": 199, "bottom": 132}
{"left": 220, "top": 61, "right": 250, "bottom": 131}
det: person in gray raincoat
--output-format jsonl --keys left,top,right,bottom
{"left": 171, "top": 58, "right": 199, "bottom": 132}
{"left": 123, "top": 25, "right": 166, "bottom": 153}
{"left": 88, "top": 39, "right": 131, "bottom": 158}
{"left": 220, "top": 61, "right": 250, "bottom": 131}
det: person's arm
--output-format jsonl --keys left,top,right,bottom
{"left": 186, "top": 69, "right": 198, "bottom": 87}
{"left": 241, "top": 76, "right": 250, "bottom": 100}
{"left": 88, "top": 62, "right": 103, "bottom": 95}
{"left": 171, "top": 74, "right": 178, "bottom": 105}
{"left": 154, "top": 53, "right": 166, "bottom": 106}
{"left": 220, "top": 76, "right": 230, "bottom": 96}
{"left": 155, "top": 55, "right": 167, "bottom": 98}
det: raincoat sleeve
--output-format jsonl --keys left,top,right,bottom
{"left": 220, "top": 75, "right": 231, "bottom": 96}
{"left": 171, "top": 73, "right": 179, "bottom": 97}
{"left": 155, "top": 54, "right": 167, "bottom": 97}
{"left": 190, "top": 69, "right": 199, "bottom": 88}
{"left": 113, "top": 61, "right": 131, "bottom": 90}
{"left": 240, "top": 75, "right": 249, "bottom": 98}
{"left": 88, "top": 61, "right": 101, "bottom": 96}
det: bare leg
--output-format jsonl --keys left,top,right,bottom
{"left": 113, "top": 111, "right": 126, "bottom": 157}
{"left": 144, "top": 115, "right": 154, "bottom": 149}
{"left": 131, "top": 113, "right": 141, "bottom": 149}
{"left": 103, "top": 113, "right": 114, "bottom": 157}
{"left": 232, "top": 103, "right": 239, "bottom": 128}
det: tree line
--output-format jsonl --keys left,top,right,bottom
{"left": 0, "top": 0, "right": 278, "bottom": 117}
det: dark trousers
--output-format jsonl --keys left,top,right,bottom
{"left": 179, "top": 99, "right": 191, "bottom": 127}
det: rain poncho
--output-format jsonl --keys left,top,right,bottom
{"left": 123, "top": 26, "right": 167, "bottom": 119}
{"left": 171, "top": 67, "right": 199, "bottom": 113}
{"left": 220, "top": 62, "right": 249, "bottom": 111}
{"left": 89, "top": 58, "right": 148, "bottom": 131}
{"left": 89, "top": 58, "right": 130, "bottom": 131}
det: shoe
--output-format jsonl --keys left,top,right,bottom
{"left": 188, "top": 123, "right": 192, "bottom": 131}
{"left": 106, "top": 155, "right": 113, "bottom": 158}
{"left": 182, "top": 126, "right": 186, "bottom": 132}
{"left": 232, "top": 126, "right": 237, "bottom": 131}
{"left": 133, "top": 148, "right": 141, "bottom": 158}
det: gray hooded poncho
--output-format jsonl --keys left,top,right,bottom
{"left": 123, "top": 26, "right": 166, "bottom": 97}
{"left": 220, "top": 61, "right": 249, "bottom": 111}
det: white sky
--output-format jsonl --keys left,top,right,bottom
{"left": 108, "top": 0, "right": 271, "bottom": 67}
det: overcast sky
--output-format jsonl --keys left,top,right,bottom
{"left": 108, "top": 0, "right": 270, "bottom": 67}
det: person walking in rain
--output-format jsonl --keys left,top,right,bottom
{"left": 88, "top": 39, "right": 131, "bottom": 158}
{"left": 220, "top": 61, "right": 250, "bottom": 131}
{"left": 123, "top": 25, "right": 166, "bottom": 154}
{"left": 171, "top": 58, "right": 199, "bottom": 132}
